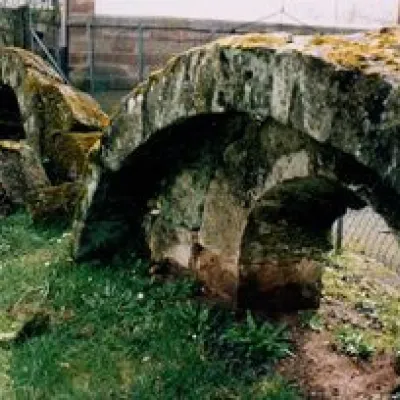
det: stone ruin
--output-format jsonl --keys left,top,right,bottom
{"left": 3, "top": 28, "right": 400, "bottom": 311}
{"left": 0, "top": 47, "right": 108, "bottom": 220}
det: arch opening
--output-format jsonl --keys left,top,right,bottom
{"left": 76, "top": 111, "right": 249, "bottom": 260}
{"left": 0, "top": 83, "right": 25, "bottom": 140}
{"left": 237, "top": 176, "right": 366, "bottom": 311}
{"left": 75, "top": 112, "right": 399, "bottom": 310}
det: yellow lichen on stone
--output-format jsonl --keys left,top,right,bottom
{"left": 131, "top": 65, "right": 168, "bottom": 98}
{"left": 0, "top": 140, "right": 25, "bottom": 151}
{"left": 5, "top": 47, "right": 109, "bottom": 133}
{"left": 215, "top": 33, "right": 290, "bottom": 49}
{"left": 48, "top": 132, "right": 103, "bottom": 180}
{"left": 129, "top": 33, "right": 288, "bottom": 100}
{"left": 308, "top": 28, "right": 400, "bottom": 72}
{"left": 2, "top": 47, "right": 63, "bottom": 83}
{"left": 164, "top": 55, "right": 181, "bottom": 74}
{"left": 58, "top": 85, "right": 110, "bottom": 129}
{"left": 147, "top": 69, "right": 164, "bottom": 86}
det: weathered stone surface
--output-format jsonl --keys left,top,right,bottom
{"left": 0, "top": 47, "right": 109, "bottom": 154}
{"left": 0, "top": 47, "right": 108, "bottom": 220}
{"left": 0, "top": 140, "right": 49, "bottom": 207}
{"left": 46, "top": 132, "right": 103, "bottom": 182}
{"left": 73, "top": 29, "right": 400, "bottom": 310}
{"left": 26, "top": 182, "right": 84, "bottom": 223}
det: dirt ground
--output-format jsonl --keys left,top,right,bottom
{"left": 278, "top": 252, "right": 400, "bottom": 399}
{"left": 279, "top": 329, "right": 398, "bottom": 399}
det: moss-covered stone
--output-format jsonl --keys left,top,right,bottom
{"left": 0, "top": 140, "right": 49, "bottom": 207}
{"left": 26, "top": 182, "right": 84, "bottom": 223}
{"left": 0, "top": 47, "right": 109, "bottom": 154}
{"left": 46, "top": 132, "right": 102, "bottom": 182}
{"left": 0, "top": 47, "right": 110, "bottom": 223}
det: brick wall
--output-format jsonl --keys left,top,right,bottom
{"left": 68, "top": 0, "right": 94, "bottom": 16}
{"left": 67, "top": 14, "right": 362, "bottom": 91}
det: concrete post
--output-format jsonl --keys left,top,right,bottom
{"left": 137, "top": 24, "right": 145, "bottom": 82}
{"left": 86, "top": 17, "right": 94, "bottom": 93}
{"left": 335, "top": 216, "right": 344, "bottom": 254}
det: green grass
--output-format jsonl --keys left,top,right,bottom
{"left": 0, "top": 213, "right": 302, "bottom": 399}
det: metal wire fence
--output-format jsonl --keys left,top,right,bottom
{"left": 334, "top": 208, "right": 400, "bottom": 270}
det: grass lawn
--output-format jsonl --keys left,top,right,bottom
{"left": 0, "top": 213, "right": 301, "bottom": 399}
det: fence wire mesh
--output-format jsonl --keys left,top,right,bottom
{"left": 336, "top": 208, "right": 400, "bottom": 270}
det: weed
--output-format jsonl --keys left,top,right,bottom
{"left": 218, "top": 311, "right": 293, "bottom": 371}
{"left": 394, "top": 345, "right": 400, "bottom": 375}
{"left": 252, "top": 375, "right": 302, "bottom": 400}
{"left": 334, "top": 325, "right": 375, "bottom": 360}
{"left": 298, "top": 310, "right": 323, "bottom": 332}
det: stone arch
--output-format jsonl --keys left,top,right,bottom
{"left": 0, "top": 47, "right": 108, "bottom": 216}
{"left": 72, "top": 30, "right": 400, "bottom": 309}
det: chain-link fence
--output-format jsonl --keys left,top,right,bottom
{"left": 334, "top": 208, "right": 400, "bottom": 270}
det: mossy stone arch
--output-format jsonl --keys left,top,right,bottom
{"left": 73, "top": 31, "right": 400, "bottom": 310}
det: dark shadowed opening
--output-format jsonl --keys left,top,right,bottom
{"left": 0, "top": 83, "right": 25, "bottom": 140}
{"left": 237, "top": 176, "right": 366, "bottom": 311}
{"left": 77, "top": 112, "right": 250, "bottom": 260}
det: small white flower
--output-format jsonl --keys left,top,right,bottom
{"left": 137, "top": 292, "right": 144, "bottom": 300}
{"left": 192, "top": 334, "right": 197, "bottom": 340}
{"left": 44, "top": 261, "right": 51, "bottom": 267}
{"left": 142, "top": 356, "right": 150, "bottom": 362}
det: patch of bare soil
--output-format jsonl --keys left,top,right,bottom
{"left": 277, "top": 252, "right": 400, "bottom": 399}
{"left": 279, "top": 329, "right": 398, "bottom": 399}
